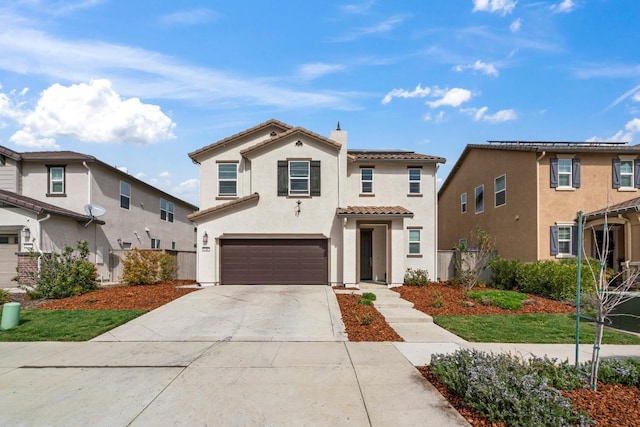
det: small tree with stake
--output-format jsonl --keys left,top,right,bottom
{"left": 453, "top": 226, "right": 496, "bottom": 292}
{"left": 582, "top": 212, "right": 640, "bottom": 391}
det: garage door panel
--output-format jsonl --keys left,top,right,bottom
{"left": 220, "top": 239, "right": 328, "bottom": 285}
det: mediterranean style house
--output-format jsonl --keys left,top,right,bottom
{"left": 0, "top": 145, "right": 197, "bottom": 287}
{"left": 187, "top": 119, "right": 445, "bottom": 287}
{"left": 438, "top": 141, "right": 640, "bottom": 272}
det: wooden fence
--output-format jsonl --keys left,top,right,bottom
{"left": 109, "top": 249, "right": 196, "bottom": 283}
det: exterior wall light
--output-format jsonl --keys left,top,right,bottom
{"left": 202, "top": 232, "right": 208, "bottom": 246}
{"left": 23, "top": 227, "right": 30, "bottom": 241}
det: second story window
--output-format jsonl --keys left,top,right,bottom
{"left": 612, "top": 158, "right": 640, "bottom": 190}
{"left": 461, "top": 193, "right": 467, "bottom": 213}
{"left": 48, "top": 166, "right": 65, "bottom": 195}
{"left": 495, "top": 175, "right": 506, "bottom": 207}
{"left": 160, "top": 199, "right": 174, "bottom": 222}
{"left": 360, "top": 168, "right": 373, "bottom": 194}
{"left": 475, "top": 184, "right": 484, "bottom": 214}
{"left": 289, "top": 161, "right": 310, "bottom": 196}
{"left": 218, "top": 163, "right": 238, "bottom": 196}
{"left": 120, "top": 181, "right": 131, "bottom": 210}
{"left": 550, "top": 157, "right": 580, "bottom": 189}
{"left": 408, "top": 168, "right": 421, "bottom": 194}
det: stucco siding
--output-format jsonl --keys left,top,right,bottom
{"left": 439, "top": 149, "right": 538, "bottom": 261}
{"left": 0, "top": 158, "right": 18, "bottom": 192}
{"left": 21, "top": 162, "right": 89, "bottom": 212}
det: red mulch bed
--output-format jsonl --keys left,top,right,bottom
{"left": 564, "top": 383, "right": 640, "bottom": 427}
{"left": 335, "top": 293, "right": 403, "bottom": 342}
{"left": 396, "top": 282, "right": 575, "bottom": 316}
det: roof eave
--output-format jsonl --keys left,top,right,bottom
{"left": 336, "top": 213, "right": 414, "bottom": 218}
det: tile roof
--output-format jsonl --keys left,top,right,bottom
{"left": 336, "top": 206, "right": 414, "bottom": 217}
{"left": 20, "top": 151, "right": 95, "bottom": 161}
{"left": 0, "top": 189, "right": 104, "bottom": 224}
{"left": 0, "top": 146, "right": 22, "bottom": 161}
{"left": 584, "top": 196, "right": 640, "bottom": 220}
{"left": 348, "top": 150, "right": 445, "bottom": 163}
{"left": 188, "top": 119, "right": 293, "bottom": 161}
{"left": 240, "top": 127, "right": 342, "bottom": 156}
{"left": 187, "top": 193, "right": 260, "bottom": 221}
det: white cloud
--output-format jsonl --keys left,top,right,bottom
{"left": 510, "top": 18, "right": 521, "bottom": 32}
{"left": 454, "top": 60, "right": 499, "bottom": 76}
{"left": 297, "top": 63, "right": 345, "bottom": 81}
{"left": 462, "top": 106, "right": 518, "bottom": 123}
{"left": 339, "top": 1, "right": 375, "bottom": 15}
{"left": 159, "top": 171, "right": 170, "bottom": 178}
{"left": 331, "top": 15, "right": 408, "bottom": 42}
{"left": 590, "top": 118, "right": 640, "bottom": 144}
{"left": 633, "top": 92, "right": 640, "bottom": 102}
{"left": 427, "top": 88, "right": 473, "bottom": 108}
{"left": 382, "top": 84, "right": 431, "bottom": 104}
{"left": 158, "top": 8, "right": 217, "bottom": 26}
{"left": 550, "top": 0, "right": 576, "bottom": 13}
{"left": 9, "top": 129, "right": 58, "bottom": 149}
{"left": 135, "top": 172, "right": 146, "bottom": 179}
{"left": 12, "top": 79, "right": 176, "bottom": 146}
{"left": 172, "top": 178, "right": 200, "bottom": 206}
{"left": 424, "top": 111, "right": 446, "bottom": 123}
{"left": 472, "top": 0, "right": 517, "bottom": 15}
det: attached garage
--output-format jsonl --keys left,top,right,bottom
{"left": 0, "top": 235, "right": 18, "bottom": 288}
{"left": 220, "top": 239, "right": 328, "bottom": 285}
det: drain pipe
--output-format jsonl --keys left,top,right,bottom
{"left": 36, "top": 213, "right": 51, "bottom": 272}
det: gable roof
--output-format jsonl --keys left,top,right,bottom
{"left": 584, "top": 196, "right": 640, "bottom": 220}
{"left": 0, "top": 145, "right": 198, "bottom": 210}
{"left": 240, "top": 127, "right": 342, "bottom": 157}
{"left": 439, "top": 142, "right": 640, "bottom": 196}
{"left": 187, "top": 193, "right": 259, "bottom": 221}
{"left": 0, "top": 189, "right": 105, "bottom": 224}
{"left": 188, "top": 119, "right": 293, "bottom": 162}
{"left": 336, "top": 206, "right": 413, "bottom": 218}
{"left": 348, "top": 149, "right": 444, "bottom": 163}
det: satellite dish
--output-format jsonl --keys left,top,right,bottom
{"left": 84, "top": 203, "right": 107, "bottom": 218}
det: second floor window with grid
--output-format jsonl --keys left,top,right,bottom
{"left": 620, "top": 160, "right": 633, "bottom": 188}
{"left": 48, "top": 166, "right": 65, "bottom": 194}
{"left": 475, "top": 184, "right": 484, "bottom": 214}
{"left": 218, "top": 163, "right": 237, "bottom": 196}
{"left": 289, "top": 161, "right": 310, "bottom": 195}
{"left": 120, "top": 181, "right": 131, "bottom": 209}
{"left": 558, "top": 159, "right": 572, "bottom": 187}
{"left": 160, "top": 199, "right": 175, "bottom": 222}
{"left": 461, "top": 193, "right": 467, "bottom": 213}
{"left": 408, "top": 168, "right": 421, "bottom": 194}
{"left": 361, "top": 168, "right": 373, "bottom": 194}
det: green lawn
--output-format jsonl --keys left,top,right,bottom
{"left": 0, "top": 309, "right": 147, "bottom": 341}
{"left": 434, "top": 313, "right": 640, "bottom": 344}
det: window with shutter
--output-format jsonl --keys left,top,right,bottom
{"left": 550, "top": 225, "right": 576, "bottom": 257}
{"left": 278, "top": 160, "right": 320, "bottom": 196}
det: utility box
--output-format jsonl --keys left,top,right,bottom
{"left": 1, "top": 302, "right": 21, "bottom": 330}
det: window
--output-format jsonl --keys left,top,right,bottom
{"left": 289, "top": 161, "right": 309, "bottom": 195}
{"left": 48, "top": 166, "right": 65, "bottom": 195}
{"left": 171, "top": 241, "right": 176, "bottom": 250}
{"left": 550, "top": 225, "right": 578, "bottom": 257}
{"left": 218, "top": 163, "right": 237, "bottom": 196}
{"left": 612, "top": 159, "right": 640, "bottom": 189}
{"left": 151, "top": 238, "right": 161, "bottom": 249}
{"left": 495, "top": 175, "right": 506, "bottom": 207}
{"left": 120, "top": 181, "right": 131, "bottom": 209}
{"left": 160, "top": 199, "right": 175, "bottom": 222}
{"left": 408, "top": 168, "right": 421, "bottom": 194}
{"left": 408, "top": 229, "right": 421, "bottom": 255}
{"left": 278, "top": 160, "right": 321, "bottom": 196}
{"left": 360, "top": 168, "right": 373, "bottom": 194}
{"left": 475, "top": 185, "right": 484, "bottom": 214}
{"left": 0, "top": 235, "right": 18, "bottom": 244}
{"left": 460, "top": 193, "right": 467, "bottom": 214}
{"left": 550, "top": 157, "right": 580, "bottom": 189}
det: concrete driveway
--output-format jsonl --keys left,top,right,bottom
{"left": 0, "top": 285, "right": 469, "bottom": 426}
{"left": 93, "top": 285, "right": 347, "bottom": 342}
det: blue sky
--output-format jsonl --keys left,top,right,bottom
{"left": 0, "top": 0, "right": 638, "bottom": 206}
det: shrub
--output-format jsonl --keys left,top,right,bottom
{"left": 404, "top": 268, "right": 430, "bottom": 286}
{"left": 0, "top": 289, "right": 10, "bottom": 304}
{"left": 121, "top": 249, "right": 176, "bottom": 285}
{"left": 27, "top": 240, "right": 97, "bottom": 299}
{"left": 430, "top": 349, "right": 592, "bottom": 426}
{"left": 467, "top": 289, "right": 527, "bottom": 311}
{"left": 489, "top": 257, "right": 520, "bottom": 290}
{"left": 594, "top": 358, "right": 640, "bottom": 387}
{"left": 357, "top": 292, "right": 377, "bottom": 306}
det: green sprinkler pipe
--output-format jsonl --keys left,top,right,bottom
{"left": 575, "top": 210, "right": 583, "bottom": 367}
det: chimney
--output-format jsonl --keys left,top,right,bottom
{"left": 329, "top": 121, "right": 347, "bottom": 146}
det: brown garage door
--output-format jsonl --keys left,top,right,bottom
{"left": 220, "top": 239, "right": 328, "bottom": 285}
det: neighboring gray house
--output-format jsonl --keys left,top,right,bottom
{"left": 0, "top": 145, "right": 197, "bottom": 287}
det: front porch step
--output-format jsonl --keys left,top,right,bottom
{"left": 375, "top": 307, "right": 433, "bottom": 324}
{"left": 374, "top": 299, "right": 414, "bottom": 309}
{"left": 359, "top": 283, "right": 388, "bottom": 290}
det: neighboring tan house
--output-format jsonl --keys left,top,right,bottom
{"left": 0, "top": 145, "right": 197, "bottom": 287}
{"left": 438, "top": 141, "right": 640, "bottom": 272}
{"left": 187, "top": 119, "right": 445, "bottom": 287}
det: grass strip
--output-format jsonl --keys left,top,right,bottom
{"left": 434, "top": 313, "right": 640, "bottom": 344}
{"left": 0, "top": 309, "right": 147, "bottom": 341}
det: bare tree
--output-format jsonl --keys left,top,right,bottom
{"left": 453, "top": 226, "right": 496, "bottom": 292}
{"left": 582, "top": 213, "right": 640, "bottom": 391}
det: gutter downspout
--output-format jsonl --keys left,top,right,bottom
{"left": 535, "top": 151, "right": 546, "bottom": 260}
{"left": 434, "top": 162, "right": 440, "bottom": 281}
